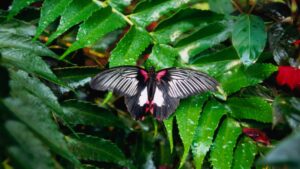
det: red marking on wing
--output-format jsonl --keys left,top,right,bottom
{"left": 276, "top": 66, "right": 300, "bottom": 90}
{"left": 139, "top": 69, "right": 149, "bottom": 82}
{"left": 292, "top": 39, "right": 300, "bottom": 45}
{"left": 156, "top": 70, "right": 167, "bottom": 81}
{"left": 243, "top": 128, "right": 270, "bottom": 145}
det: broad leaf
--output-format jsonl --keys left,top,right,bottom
{"left": 192, "top": 100, "right": 226, "bottom": 169}
{"left": 0, "top": 32, "right": 57, "bottom": 58}
{"left": 176, "top": 22, "right": 230, "bottom": 63}
{"left": 0, "top": 19, "right": 36, "bottom": 36}
{"left": 34, "top": 0, "right": 73, "bottom": 39}
{"left": 232, "top": 137, "right": 257, "bottom": 169}
{"left": 145, "top": 44, "right": 177, "bottom": 69}
{"left": 208, "top": 0, "right": 234, "bottom": 14}
{"left": 130, "top": 0, "right": 196, "bottom": 28}
{"left": 62, "top": 100, "right": 123, "bottom": 128}
{"left": 4, "top": 95, "right": 79, "bottom": 165}
{"left": 176, "top": 94, "right": 208, "bottom": 168}
{"left": 5, "top": 120, "right": 54, "bottom": 169}
{"left": 47, "top": 0, "right": 100, "bottom": 44}
{"left": 67, "top": 134, "right": 134, "bottom": 169}
{"left": 109, "top": 26, "right": 151, "bottom": 67}
{"left": 0, "top": 48, "right": 63, "bottom": 85}
{"left": 61, "top": 7, "right": 126, "bottom": 59}
{"left": 219, "top": 63, "right": 277, "bottom": 94}
{"left": 163, "top": 116, "right": 174, "bottom": 152}
{"left": 258, "top": 131, "right": 300, "bottom": 169}
{"left": 152, "top": 10, "right": 224, "bottom": 44}
{"left": 227, "top": 97, "right": 272, "bottom": 123}
{"left": 7, "top": 0, "right": 40, "bottom": 19}
{"left": 210, "top": 118, "right": 242, "bottom": 169}
{"left": 232, "top": 14, "right": 267, "bottom": 65}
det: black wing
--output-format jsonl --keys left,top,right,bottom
{"left": 90, "top": 66, "right": 146, "bottom": 96}
{"left": 158, "top": 68, "right": 218, "bottom": 98}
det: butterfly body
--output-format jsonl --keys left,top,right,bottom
{"left": 90, "top": 66, "right": 218, "bottom": 120}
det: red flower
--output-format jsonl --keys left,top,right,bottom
{"left": 276, "top": 66, "right": 300, "bottom": 90}
{"left": 242, "top": 128, "right": 270, "bottom": 145}
{"left": 292, "top": 39, "right": 300, "bottom": 46}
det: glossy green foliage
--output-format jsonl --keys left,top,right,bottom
{"left": 109, "top": 26, "right": 151, "bottom": 67}
{"left": 2, "top": 0, "right": 285, "bottom": 168}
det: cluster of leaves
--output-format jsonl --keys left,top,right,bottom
{"left": 0, "top": 0, "right": 300, "bottom": 169}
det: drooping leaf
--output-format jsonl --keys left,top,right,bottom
{"left": 145, "top": 44, "right": 177, "bottom": 70}
{"left": 176, "top": 22, "right": 230, "bottom": 63}
{"left": 232, "top": 14, "right": 267, "bottom": 65}
{"left": 130, "top": 0, "right": 196, "bottom": 28}
{"left": 258, "top": 131, "right": 300, "bottom": 169}
{"left": 152, "top": 9, "right": 224, "bottom": 44}
{"left": 9, "top": 70, "right": 66, "bottom": 118}
{"left": 7, "top": 0, "right": 40, "bottom": 19}
{"left": 210, "top": 118, "right": 242, "bottom": 169}
{"left": 0, "top": 32, "right": 57, "bottom": 58}
{"left": 208, "top": 0, "right": 234, "bottom": 14}
{"left": 62, "top": 100, "right": 123, "bottom": 128}
{"left": 0, "top": 48, "right": 63, "bottom": 85}
{"left": 4, "top": 95, "right": 79, "bottom": 165}
{"left": 192, "top": 100, "right": 226, "bottom": 169}
{"left": 163, "top": 116, "right": 174, "bottom": 152}
{"left": 47, "top": 0, "right": 100, "bottom": 44}
{"left": 67, "top": 134, "right": 134, "bottom": 169}
{"left": 5, "top": 120, "right": 54, "bottom": 169}
{"left": 34, "top": 0, "right": 73, "bottom": 40}
{"left": 226, "top": 97, "right": 273, "bottom": 123}
{"left": 232, "top": 137, "right": 257, "bottom": 169}
{"left": 176, "top": 94, "right": 209, "bottom": 168}
{"left": 61, "top": 7, "right": 126, "bottom": 59}
{"left": 109, "top": 26, "right": 151, "bottom": 67}
{"left": 219, "top": 63, "right": 277, "bottom": 95}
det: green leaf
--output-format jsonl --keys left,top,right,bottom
{"left": 192, "top": 100, "right": 226, "bottom": 169}
{"left": 227, "top": 97, "right": 272, "bottom": 123}
{"left": 232, "top": 14, "right": 267, "bottom": 65}
{"left": 61, "top": 7, "right": 126, "bottom": 59}
{"left": 54, "top": 66, "right": 100, "bottom": 82}
{"left": 258, "top": 131, "right": 300, "bottom": 169}
{"left": 109, "top": 26, "right": 151, "bottom": 67}
{"left": 67, "top": 134, "right": 134, "bottom": 169}
{"left": 130, "top": 0, "right": 195, "bottom": 28}
{"left": 5, "top": 120, "right": 54, "bottom": 169}
{"left": 0, "top": 19, "right": 36, "bottom": 36}
{"left": 108, "top": 0, "right": 133, "bottom": 12}
{"left": 62, "top": 100, "right": 123, "bottom": 128}
{"left": 189, "top": 46, "right": 240, "bottom": 77}
{"left": 208, "top": 0, "right": 234, "bottom": 14}
{"left": 4, "top": 95, "right": 79, "bottom": 165}
{"left": 152, "top": 10, "right": 224, "bottom": 44}
{"left": 176, "top": 22, "right": 230, "bottom": 63}
{"left": 34, "top": 0, "right": 73, "bottom": 40}
{"left": 9, "top": 70, "right": 66, "bottom": 119}
{"left": 7, "top": 0, "right": 40, "bottom": 19}
{"left": 47, "top": 0, "right": 100, "bottom": 44}
{"left": 219, "top": 63, "right": 277, "bottom": 94}
{"left": 232, "top": 137, "right": 257, "bottom": 169}
{"left": 0, "top": 32, "right": 57, "bottom": 58}
{"left": 176, "top": 94, "right": 209, "bottom": 168}
{"left": 0, "top": 48, "right": 63, "bottom": 85}
{"left": 210, "top": 118, "right": 242, "bottom": 169}
{"left": 145, "top": 44, "right": 177, "bottom": 70}
{"left": 163, "top": 116, "right": 174, "bottom": 152}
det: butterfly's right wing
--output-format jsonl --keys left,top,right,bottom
{"left": 90, "top": 66, "right": 147, "bottom": 97}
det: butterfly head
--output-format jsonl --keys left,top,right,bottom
{"left": 149, "top": 66, "right": 155, "bottom": 74}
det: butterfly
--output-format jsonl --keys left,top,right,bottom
{"left": 90, "top": 66, "right": 218, "bottom": 121}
